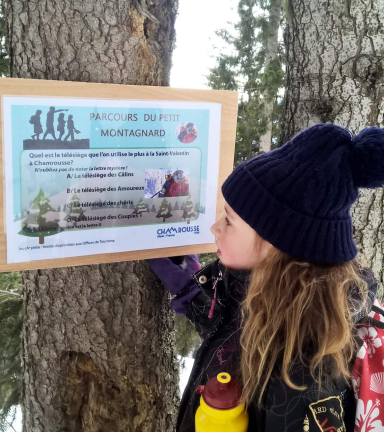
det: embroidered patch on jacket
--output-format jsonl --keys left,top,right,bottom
{"left": 308, "top": 396, "right": 346, "bottom": 431}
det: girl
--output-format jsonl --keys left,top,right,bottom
{"left": 30, "top": 109, "right": 43, "bottom": 140}
{"left": 57, "top": 113, "right": 66, "bottom": 140}
{"left": 64, "top": 115, "right": 81, "bottom": 141}
{"left": 149, "top": 123, "right": 384, "bottom": 431}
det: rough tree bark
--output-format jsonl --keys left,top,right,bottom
{"left": 3, "top": 1, "right": 179, "bottom": 431}
{"left": 280, "top": 0, "right": 384, "bottom": 296}
{"left": 258, "top": 0, "right": 281, "bottom": 153}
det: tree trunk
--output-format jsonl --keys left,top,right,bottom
{"left": 280, "top": 0, "right": 384, "bottom": 296}
{"left": 3, "top": 1, "right": 179, "bottom": 430}
{"left": 258, "top": 0, "right": 281, "bottom": 153}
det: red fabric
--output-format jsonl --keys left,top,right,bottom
{"left": 182, "top": 133, "right": 197, "bottom": 143}
{"left": 352, "top": 298, "right": 384, "bottom": 431}
{"left": 168, "top": 182, "right": 189, "bottom": 197}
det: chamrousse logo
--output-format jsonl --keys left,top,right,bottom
{"left": 157, "top": 226, "right": 200, "bottom": 238}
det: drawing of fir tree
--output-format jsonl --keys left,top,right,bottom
{"left": 182, "top": 194, "right": 196, "bottom": 224}
{"left": 19, "top": 189, "right": 62, "bottom": 244}
{"left": 64, "top": 194, "right": 85, "bottom": 225}
{"left": 156, "top": 198, "right": 172, "bottom": 222}
{"left": 132, "top": 199, "right": 149, "bottom": 217}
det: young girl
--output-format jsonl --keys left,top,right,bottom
{"left": 57, "top": 113, "right": 66, "bottom": 140}
{"left": 149, "top": 123, "right": 384, "bottom": 431}
{"left": 30, "top": 109, "right": 43, "bottom": 140}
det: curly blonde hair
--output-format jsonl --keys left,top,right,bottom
{"left": 240, "top": 248, "right": 368, "bottom": 405}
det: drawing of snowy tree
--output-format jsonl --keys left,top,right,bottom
{"left": 151, "top": 204, "right": 157, "bottom": 212}
{"left": 181, "top": 202, "right": 186, "bottom": 210}
{"left": 133, "top": 199, "right": 149, "bottom": 217}
{"left": 156, "top": 198, "right": 172, "bottom": 222}
{"left": 65, "top": 194, "right": 85, "bottom": 223}
{"left": 174, "top": 201, "right": 180, "bottom": 211}
{"left": 182, "top": 194, "right": 196, "bottom": 224}
{"left": 19, "top": 189, "right": 62, "bottom": 244}
{"left": 129, "top": 202, "right": 135, "bottom": 210}
{"left": 168, "top": 203, "right": 173, "bottom": 212}
{"left": 13, "top": 213, "right": 20, "bottom": 222}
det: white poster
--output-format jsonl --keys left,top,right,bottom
{"left": 3, "top": 96, "right": 221, "bottom": 263}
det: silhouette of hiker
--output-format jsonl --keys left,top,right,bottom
{"left": 64, "top": 115, "right": 81, "bottom": 141}
{"left": 43, "top": 107, "right": 68, "bottom": 140}
{"left": 57, "top": 113, "right": 66, "bottom": 141}
{"left": 30, "top": 110, "right": 43, "bottom": 140}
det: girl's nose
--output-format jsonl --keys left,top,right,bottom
{"left": 211, "top": 220, "right": 220, "bottom": 236}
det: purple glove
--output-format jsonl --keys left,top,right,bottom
{"left": 148, "top": 255, "right": 201, "bottom": 295}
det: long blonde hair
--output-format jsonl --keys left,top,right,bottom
{"left": 240, "top": 248, "right": 368, "bottom": 405}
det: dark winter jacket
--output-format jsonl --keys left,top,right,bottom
{"left": 172, "top": 259, "right": 377, "bottom": 432}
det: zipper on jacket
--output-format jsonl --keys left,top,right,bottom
{"left": 208, "top": 270, "right": 222, "bottom": 319}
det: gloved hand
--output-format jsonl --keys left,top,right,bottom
{"left": 148, "top": 255, "right": 201, "bottom": 295}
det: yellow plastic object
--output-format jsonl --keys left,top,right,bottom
{"left": 217, "top": 372, "right": 231, "bottom": 383}
{"left": 195, "top": 373, "right": 249, "bottom": 432}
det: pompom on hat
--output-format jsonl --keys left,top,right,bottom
{"left": 222, "top": 123, "right": 384, "bottom": 264}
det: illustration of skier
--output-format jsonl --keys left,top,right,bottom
{"left": 57, "top": 113, "right": 66, "bottom": 140}
{"left": 43, "top": 106, "right": 69, "bottom": 140}
{"left": 64, "top": 115, "right": 81, "bottom": 141}
{"left": 30, "top": 110, "right": 43, "bottom": 140}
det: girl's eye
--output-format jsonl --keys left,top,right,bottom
{"left": 225, "top": 217, "right": 231, "bottom": 226}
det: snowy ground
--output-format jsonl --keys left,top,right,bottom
{"left": 7, "top": 357, "right": 195, "bottom": 431}
{"left": 178, "top": 356, "right": 195, "bottom": 396}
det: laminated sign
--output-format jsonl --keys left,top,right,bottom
{"left": 0, "top": 78, "right": 237, "bottom": 271}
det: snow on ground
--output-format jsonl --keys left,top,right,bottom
{"left": 178, "top": 356, "right": 195, "bottom": 396}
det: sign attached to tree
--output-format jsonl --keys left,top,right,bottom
{"left": 0, "top": 78, "right": 237, "bottom": 271}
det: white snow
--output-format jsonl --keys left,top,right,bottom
{"left": 178, "top": 356, "right": 195, "bottom": 396}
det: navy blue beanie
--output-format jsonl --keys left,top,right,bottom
{"left": 222, "top": 123, "right": 384, "bottom": 264}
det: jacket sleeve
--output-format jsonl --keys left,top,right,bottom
{"left": 187, "top": 261, "right": 225, "bottom": 339}
{"left": 171, "top": 260, "right": 224, "bottom": 339}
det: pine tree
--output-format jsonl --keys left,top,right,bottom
{"left": 33, "top": 189, "right": 54, "bottom": 215}
{"left": 181, "top": 202, "right": 186, "bottom": 210}
{"left": 207, "top": 0, "right": 285, "bottom": 163}
{"left": 174, "top": 314, "right": 201, "bottom": 358}
{"left": 182, "top": 194, "right": 196, "bottom": 224}
{"left": 4, "top": 0, "right": 182, "bottom": 428}
{"left": 151, "top": 204, "right": 157, "bottom": 212}
{"left": 174, "top": 201, "right": 180, "bottom": 211}
{"left": 132, "top": 199, "right": 149, "bottom": 217}
{"left": 194, "top": 203, "right": 199, "bottom": 213}
{"left": 168, "top": 203, "right": 173, "bottom": 212}
{"left": 129, "top": 202, "right": 135, "bottom": 210}
{"left": 65, "top": 193, "right": 85, "bottom": 222}
{"left": 19, "top": 189, "right": 61, "bottom": 243}
{"left": 156, "top": 198, "right": 173, "bottom": 222}
{"left": 0, "top": 13, "right": 9, "bottom": 77}
{"left": 0, "top": 272, "right": 22, "bottom": 432}
{"left": 13, "top": 213, "right": 19, "bottom": 222}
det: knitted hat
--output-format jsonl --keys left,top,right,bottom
{"left": 222, "top": 123, "right": 384, "bottom": 264}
